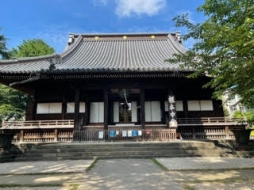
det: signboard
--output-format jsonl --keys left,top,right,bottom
{"left": 168, "top": 96, "right": 178, "bottom": 128}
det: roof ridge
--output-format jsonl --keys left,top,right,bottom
{"left": 69, "top": 32, "right": 177, "bottom": 37}
{"left": 60, "top": 35, "right": 83, "bottom": 59}
{"left": 0, "top": 54, "right": 56, "bottom": 65}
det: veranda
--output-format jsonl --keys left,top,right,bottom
{"left": 2, "top": 117, "right": 246, "bottom": 143}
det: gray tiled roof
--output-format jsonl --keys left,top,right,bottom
{"left": 0, "top": 33, "right": 191, "bottom": 74}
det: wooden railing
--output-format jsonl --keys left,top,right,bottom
{"left": 8, "top": 126, "right": 250, "bottom": 143}
{"left": 1, "top": 117, "right": 246, "bottom": 129}
{"left": 12, "top": 129, "right": 73, "bottom": 143}
{"left": 0, "top": 117, "right": 249, "bottom": 143}
{"left": 73, "top": 128, "right": 177, "bottom": 142}
{"left": 177, "top": 117, "right": 246, "bottom": 125}
{"left": 2, "top": 120, "right": 74, "bottom": 129}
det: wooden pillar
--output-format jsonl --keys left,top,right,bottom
{"left": 103, "top": 87, "right": 109, "bottom": 131}
{"left": 62, "top": 95, "right": 66, "bottom": 120}
{"left": 183, "top": 100, "right": 188, "bottom": 118}
{"left": 84, "top": 94, "right": 89, "bottom": 126}
{"left": 160, "top": 100, "right": 165, "bottom": 124}
{"left": 74, "top": 88, "right": 80, "bottom": 130}
{"left": 54, "top": 129, "right": 58, "bottom": 142}
{"left": 140, "top": 87, "right": 145, "bottom": 129}
{"left": 192, "top": 126, "right": 196, "bottom": 139}
{"left": 20, "top": 130, "right": 24, "bottom": 143}
{"left": 225, "top": 126, "right": 229, "bottom": 139}
{"left": 32, "top": 100, "right": 37, "bottom": 120}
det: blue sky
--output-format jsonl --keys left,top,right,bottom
{"left": 1, "top": 0, "right": 205, "bottom": 53}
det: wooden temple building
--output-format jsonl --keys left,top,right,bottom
{"left": 0, "top": 33, "right": 244, "bottom": 142}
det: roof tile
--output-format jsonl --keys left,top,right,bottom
{"left": 0, "top": 33, "right": 192, "bottom": 74}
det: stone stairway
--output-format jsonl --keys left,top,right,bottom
{"left": 13, "top": 140, "right": 233, "bottom": 161}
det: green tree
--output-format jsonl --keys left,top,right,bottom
{"left": 0, "top": 29, "right": 9, "bottom": 59}
{"left": 167, "top": 0, "right": 254, "bottom": 107}
{"left": 245, "top": 109, "right": 254, "bottom": 127}
{"left": 0, "top": 84, "right": 29, "bottom": 123}
{"left": 0, "top": 39, "right": 55, "bottom": 125}
{"left": 12, "top": 39, "right": 55, "bottom": 58}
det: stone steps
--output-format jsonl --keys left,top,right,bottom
{"left": 14, "top": 140, "right": 232, "bottom": 161}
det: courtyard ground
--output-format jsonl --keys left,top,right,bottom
{"left": 0, "top": 158, "right": 254, "bottom": 190}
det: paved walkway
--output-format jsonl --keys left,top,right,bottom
{"left": 0, "top": 158, "right": 254, "bottom": 190}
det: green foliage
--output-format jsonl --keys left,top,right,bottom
{"left": 233, "top": 110, "right": 244, "bottom": 118}
{"left": 0, "top": 84, "right": 31, "bottom": 125}
{"left": 0, "top": 29, "right": 9, "bottom": 59}
{"left": 12, "top": 39, "right": 55, "bottom": 58}
{"left": 0, "top": 38, "right": 55, "bottom": 125}
{"left": 223, "top": 106, "right": 230, "bottom": 117}
{"left": 245, "top": 109, "right": 254, "bottom": 127}
{"left": 167, "top": 0, "right": 254, "bottom": 108}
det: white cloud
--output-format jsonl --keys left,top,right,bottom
{"left": 115, "top": 0, "right": 167, "bottom": 18}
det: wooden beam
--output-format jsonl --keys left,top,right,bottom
{"left": 84, "top": 94, "right": 89, "bottom": 126}
{"left": 62, "top": 95, "right": 66, "bottom": 120}
{"left": 74, "top": 88, "right": 80, "bottom": 130}
{"left": 103, "top": 86, "right": 109, "bottom": 132}
{"left": 20, "top": 130, "right": 24, "bottom": 142}
{"left": 54, "top": 129, "right": 58, "bottom": 142}
{"left": 140, "top": 87, "right": 145, "bottom": 129}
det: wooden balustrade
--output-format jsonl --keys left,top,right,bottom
{"left": 2, "top": 117, "right": 246, "bottom": 129}
{"left": 2, "top": 120, "right": 74, "bottom": 129}
{"left": 177, "top": 117, "right": 246, "bottom": 125}
{"left": 9, "top": 125, "right": 250, "bottom": 143}
{"left": 1, "top": 117, "right": 249, "bottom": 143}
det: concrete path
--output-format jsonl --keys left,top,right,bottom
{"left": 81, "top": 159, "right": 182, "bottom": 190}
{"left": 0, "top": 160, "right": 93, "bottom": 174}
{"left": 156, "top": 157, "right": 254, "bottom": 170}
{"left": 0, "top": 158, "right": 254, "bottom": 190}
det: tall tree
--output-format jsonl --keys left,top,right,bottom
{"left": 167, "top": 0, "right": 254, "bottom": 107}
{"left": 0, "top": 29, "right": 9, "bottom": 59}
{"left": 0, "top": 39, "right": 55, "bottom": 125}
{"left": 0, "top": 84, "right": 29, "bottom": 122}
{"left": 13, "top": 39, "right": 55, "bottom": 58}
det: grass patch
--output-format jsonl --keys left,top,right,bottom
{"left": 151, "top": 158, "right": 168, "bottom": 171}
{"left": 68, "top": 184, "right": 79, "bottom": 190}
{"left": 183, "top": 184, "right": 196, "bottom": 190}
{"left": 86, "top": 157, "right": 98, "bottom": 172}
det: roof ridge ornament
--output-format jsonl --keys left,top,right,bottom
{"left": 175, "top": 32, "right": 181, "bottom": 42}
{"left": 47, "top": 54, "right": 62, "bottom": 71}
{"left": 68, "top": 34, "right": 74, "bottom": 45}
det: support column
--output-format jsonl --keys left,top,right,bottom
{"left": 62, "top": 95, "right": 66, "bottom": 120}
{"left": 20, "top": 130, "right": 24, "bottom": 143}
{"left": 32, "top": 99, "right": 37, "bottom": 120}
{"left": 140, "top": 87, "right": 145, "bottom": 129}
{"left": 74, "top": 88, "right": 80, "bottom": 130}
{"left": 84, "top": 94, "right": 89, "bottom": 126}
{"left": 54, "top": 129, "right": 58, "bottom": 142}
{"left": 183, "top": 100, "right": 188, "bottom": 118}
{"left": 225, "top": 126, "right": 230, "bottom": 139}
{"left": 103, "top": 86, "right": 109, "bottom": 132}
